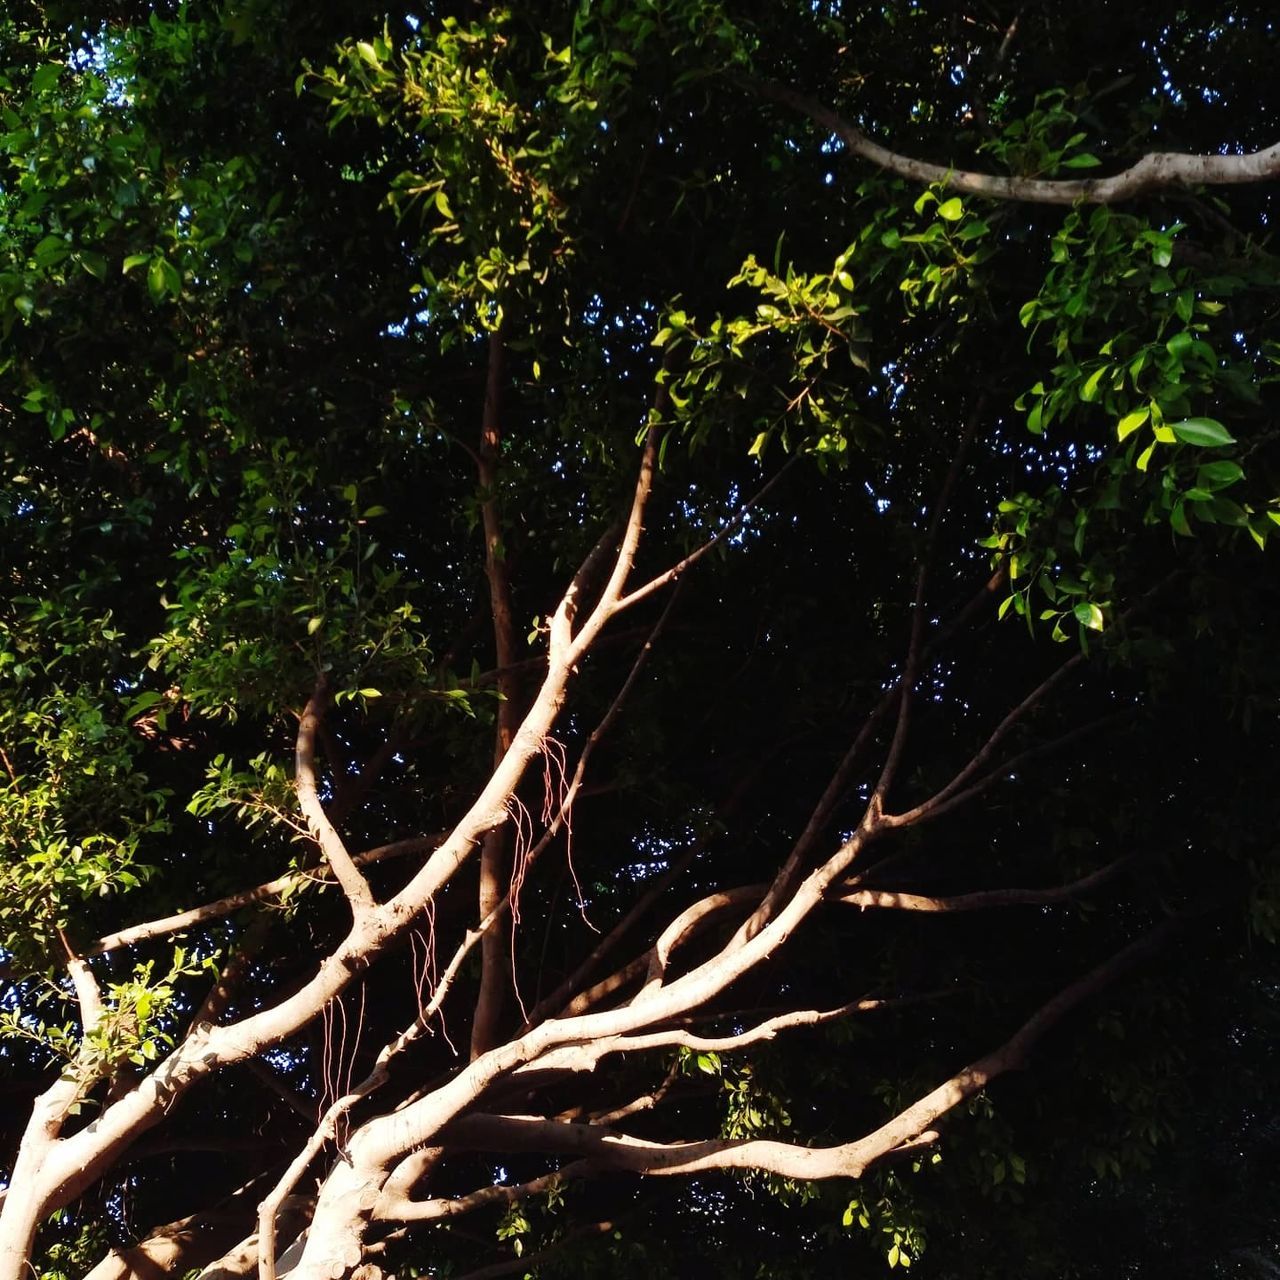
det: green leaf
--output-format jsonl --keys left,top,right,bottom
{"left": 1168, "top": 418, "right": 1235, "bottom": 448}
{"left": 307, "top": 616, "right": 323, "bottom": 635}
{"left": 936, "top": 197, "right": 963, "bottom": 221}
{"left": 146, "top": 256, "right": 181, "bottom": 303}
{"left": 1061, "top": 153, "right": 1102, "bottom": 168}
{"left": 1116, "top": 407, "right": 1149, "bottom": 441}
{"left": 122, "top": 253, "right": 150, "bottom": 275}
{"left": 1073, "top": 602, "right": 1104, "bottom": 631}
{"left": 78, "top": 252, "right": 107, "bottom": 280}
{"left": 31, "top": 64, "right": 62, "bottom": 93}
{"left": 1136, "top": 442, "right": 1156, "bottom": 472}
{"left": 1196, "top": 460, "right": 1243, "bottom": 491}
{"left": 358, "top": 688, "right": 382, "bottom": 698}
{"left": 1079, "top": 366, "right": 1107, "bottom": 402}
{"left": 124, "top": 691, "right": 164, "bottom": 720}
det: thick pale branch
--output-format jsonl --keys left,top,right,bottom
{"left": 443, "top": 920, "right": 1176, "bottom": 1183}
{"left": 85, "top": 833, "right": 442, "bottom": 958}
{"left": 639, "top": 884, "right": 765, "bottom": 995}
{"left": 295, "top": 683, "right": 374, "bottom": 915}
{"left": 612, "top": 996, "right": 898, "bottom": 1056}
{"left": 757, "top": 79, "right": 1280, "bottom": 204}
{"left": 83, "top": 1209, "right": 255, "bottom": 1280}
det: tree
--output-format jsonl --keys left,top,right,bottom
{"left": 1, "top": 2, "right": 1278, "bottom": 1277}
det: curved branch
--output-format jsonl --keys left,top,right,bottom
{"left": 832, "top": 857, "right": 1132, "bottom": 913}
{"left": 295, "top": 682, "right": 374, "bottom": 915}
{"left": 445, "top": 919, "right": 1178, "bottom": 1183}
{"left": 756, "top": 79, "right": 1280, "bottom": 204}
{"left": 85, "top": 834, "right": 443, "bottom": 958}
{"left": 375, "top": 1160, "right": 590, "bottom": 1224}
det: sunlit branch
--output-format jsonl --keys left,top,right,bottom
{"left": 755, "top": 79, "right": 1280, "bottom": 204}
{"left": 613, "top": 456, "right": 799, "bottom": 614}
{"left": 375, "top": 1160, "right": 591, "bottom": 1224}
{"left": 832, "top": 857, "right": 1132, "bottom": 913}
{"left": 295, "top": 682, "right": 374, "bottom": 915}
{"left": 590, "top": 1058, "right": 682, "bottom": 1126}
{"left": 445, "top": 920, "right": 1177, "bottom": 1184}
{"left": 85, "top": 833, "right": 444, "bottom": 958}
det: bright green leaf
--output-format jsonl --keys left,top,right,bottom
{"left": 1116, "top": 408, "right": 1149, "bottom": 441}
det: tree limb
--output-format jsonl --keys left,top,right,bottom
{"left": 754, "top": 79, "right": 1280, "bottom": 204}
{"left": 85, "top": 833, "right": 443, "bottom": 958}
{"left": 295, "top": 682, "right": 375, "bottom": 915}
{"left": 831, "top": 857, "right": 1133, "bottom": 913}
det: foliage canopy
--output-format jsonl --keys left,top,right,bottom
{"left": 1, "top": 2, "right": 1278, "bottom": 1277}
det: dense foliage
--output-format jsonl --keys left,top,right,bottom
{"left": 1, "top": 2, "right": 1278, "bottom": 1277}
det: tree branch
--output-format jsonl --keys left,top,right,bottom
{"left": 870, "top": 399, "right": 981, "bottom": 817}
{"left": 754, "top": 79, "right": 1280, "bottom": 204}
{"left": 295, "top": 682, "right": 374, "bottom": 915}
{"left": 831, "top": 857, "right": 1133, "bottom": 913}
{"left": 613, "top": 456, "right": 798, "bottom": 614}
{"left": 85, "top": 833, "right": 443, "bottom": 958}
{"left": 443, "top": 919, "right": 1178, "bottom": 1184}
{"left": 882, "top": 652, "right": 1085, "bottom": 828}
